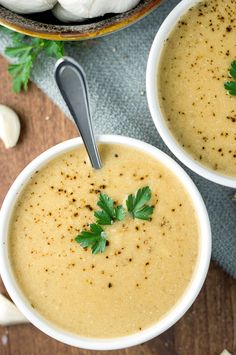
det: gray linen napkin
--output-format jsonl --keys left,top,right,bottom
{"left": 0, "top": 0, "right": 235, "bottom": 277}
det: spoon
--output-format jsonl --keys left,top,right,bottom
{"left": 54, "top": 57, "right": 102, "bottom": 169}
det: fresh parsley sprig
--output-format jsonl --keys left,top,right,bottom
{"left": 1, "top": 27, "right": 64, "bottom": 93}
{"left": 75, "top": 224, "right": 107, "bottom": 254}
{"left": 94, "top": 193, "right": 126, "bottom": 225}
{"left": 75, "top": 186, "right": 155, "bottom": 254}
{"left": 224, "top": 61, "right": 236, "bottom": 96}
{"left": 126, "top": 186, "right": 154, "bottom": 221}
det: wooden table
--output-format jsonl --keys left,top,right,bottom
{"left": 0, "top": 56, "right": 235, "bottom": 355}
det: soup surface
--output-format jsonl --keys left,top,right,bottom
{"left": 9, "top": 144, "right": 199, "bottom": 338}
{"left": 159, "top": 0, "right": 236, "bottom": 177}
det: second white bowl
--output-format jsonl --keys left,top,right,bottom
{"left": 146, "top": 0, "right": 236, "bottom": 188}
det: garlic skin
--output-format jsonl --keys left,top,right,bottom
{"left": 0, "top": 294, "right": 29, "bottom": 326}
{"left": 0, "top": 0, "right": 57, "bottom": 14}
{"left": 53, "top": 0, "right": 140, "bottom": 22}
{"left": 0, "top": 105, "right": 20, "bottom": 149}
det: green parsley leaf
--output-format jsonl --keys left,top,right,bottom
{"left": 224, "top": 61, "right": 236, "bottom": 95}
{"left": 94, "top": 209, "right": 112, "bottom": 225}
{"left": 75, "top": 223, "right": 107, "bottom": 254}
{"left": 97, "top": 194, "right": 114, "bottom": 219}
{"left": 1, "top": 26, "right": 64, "bottom": 93}
{"left": 114, "top": 205, "right": 126, "bottom": 221}
{"left": 8, "top": 57, "right": 33, "bottom": 93}
{"left": 132, "top": 205, "right": 154, "bottom": 220}
{"left": 126, "top": 186, "right": 154, "bottom": 220}
{"left": 94, "top": 193, "right": 126, "bottom": 225}
{"left": 229, "top": 60, "right": 236, "bottom": 79}
{"left": 5, "top": 44, "right": 33, "bottom": 58}
{"left": 43, "top": 40, "right": 65, "bottom": 59}
{"left": 224, "top": 81, "right": 236, "bottom": 96}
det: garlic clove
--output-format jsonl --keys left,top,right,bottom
{"left": 220, "top": 351, "right": 232, "bottom": 355}
{"left": 54, "top": 0, "right": 140, "bottom": 22}
{"left": 0, "top": 0, "right": 57, "bottom": 14}
{"left": 0, "top": 294, "right": 29, "bottom": 326}
{"left": 0, "top": 104, "right": 21, "bottom": 149}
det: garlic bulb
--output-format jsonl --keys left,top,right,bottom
{"left": 0, "top": 105, "right": 20, "bottom": 149}
{"left": 0, "top": 0, "right": 57, "bottom": 14}
{"left": 0, "top": 294, "right": 29, "bottom": 326}
{"left": 53, "top": 3, "right": 84, "bottom": 22}
{"left": 53, "top": 0, "right": 140, "bottom": 22}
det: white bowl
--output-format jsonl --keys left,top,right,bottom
{"left": 146, "top": 0, "right": 236, "bottom": 188}
{"left": 0, "top": 135, "right": 211, "bottom": 350}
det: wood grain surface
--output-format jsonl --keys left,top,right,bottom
{"left": 0, "top": 56, "right": 235, "bottom": 355}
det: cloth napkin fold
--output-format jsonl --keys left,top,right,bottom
{"left": 0, "top": 0, "right": 235, "bottom": 277}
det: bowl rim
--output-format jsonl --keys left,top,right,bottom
{"left": 146, "top": 0, "right": 236, "bottom": 188}
{"left": 0, "top": 0, "right": 162, "bottom": 40}
{"left": 0, "top": 135, "right": 211, "bottom": 350}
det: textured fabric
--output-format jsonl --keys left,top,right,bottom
{"left": 0, "top": 0, "right": 235, "bottom": 277}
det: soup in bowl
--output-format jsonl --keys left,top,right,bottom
{"left": 146, "top": 0, "right": 236, "bottom": 187}
{"left": 0, "top": 135, "right": 211, "bottom": 350}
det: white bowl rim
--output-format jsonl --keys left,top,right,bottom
{"left": 146, "top": 0, "right": 236, "bottom": 188}
{"left": 0, "top": 135, "right": 211, "bottom": 350}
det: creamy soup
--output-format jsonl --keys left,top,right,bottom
{"left": 9, "top": 144, "right": 199, "bottom": 338}
{"left": 159, "top": 0, "right": 236, "bottom": 177}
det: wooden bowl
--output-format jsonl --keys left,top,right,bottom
{"left": 0, "top": 0, "right": 163, "bottom": 40}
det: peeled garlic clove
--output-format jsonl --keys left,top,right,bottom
{"left": 0, "top": 294, "right": 29, "bottom": 326}
{"left": 0, "top": 104, "right": 20, "bottom": 149}
{"left": 54, "top": 0, "right": 140, "bottom": 21}
{"left": 220, "top": 351, "right": 232, "bottom": 355}
{"left": 0, "top": 0, "right": 57, "bottom": 14}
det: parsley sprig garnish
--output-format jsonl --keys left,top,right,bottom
{"left": 75, "top": 186, "right": 155, "bottom": 254}
{"left": 1, "top": 27, "right": 64, "bottom": 93}
{"left": 126, "top": 186, "right": 154, "bottom": 220}
{"left": 94, "top": 193, "right": 126, "bottom": 225}
{"left": 224, "top": 61, "right": 236, "bottom": 96}
{"left": 75, "top": 224, "right": 107, "bottom": 254}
